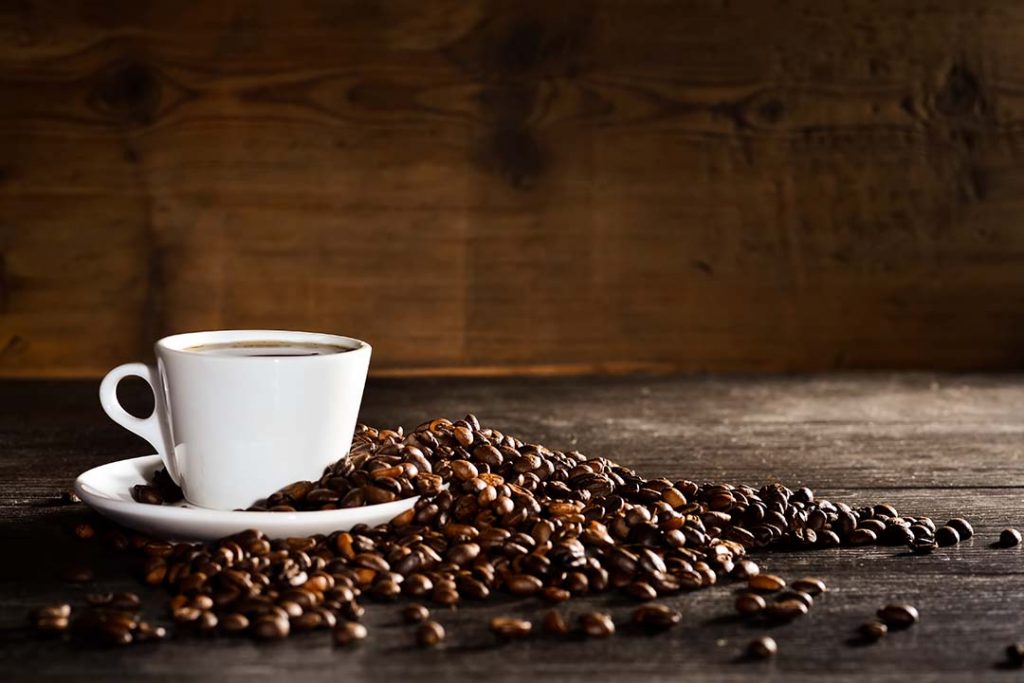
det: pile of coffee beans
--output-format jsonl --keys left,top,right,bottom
{"left": 45, "top": 416, "right": 979, "bottom": 656}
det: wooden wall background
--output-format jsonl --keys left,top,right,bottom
{"left": 1, "top": 1, "right": 1024, "bottom": 377}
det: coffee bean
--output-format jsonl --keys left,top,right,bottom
{"left": 131, "top": 484, "right": 164, "bottom": 506}
{"left": 136, "top": 622, "right": 167, "bottom": 642}
{"left": 632, "top": 604, "right": 681, "bottom": 632}
{"left": 877, "top": 604, "right": 919, "bottom": 629}
{"left": 219, "top": 613, "right": 250, "bottom": 633}
{"left": 849, "top": 528, "right": 877, "bottom": 546}
{"left": 625, "top": 581, "right": 658, "bottom": 601}
{"left": 254, "top": 614, "right": 290, "bottom": 640}
{"left": 790, "top": 577, "right": 826, "bottom": 595}
{"left": 998, "top": 528, "right": 1022, "bottom": 548}
{"left": 747, "top": 636, "right": 777, "bottom": 659}
{"left": 946, "top": 518, "right": 973, "bottom": 540}
{"left": 541, "top": 610, "right": 570, "bottom": 636}
{"left": 748, "top": 574, "right": 785, "bottom": 592}
{"left": 579, "top": 611, "right": 615, "bottom": 638}
{"left": 490, "top": 616, "right": 532, "bottom": 639}
{"left": 541, "top": 586, "right": 570, "bottom": 603}
{"left": 333, "top": 621, "right": 367, "bottom": 646}
{"left": 776, "top": 590, "right": 813, "bottom": 609}
{"left": 859, "top": 621, "right": 888, "bottom": 642}
{"left": 402, "top": 604, "right": 430, "bottom": 624}
{"left": 935, "top": 526, "right": 960, "bottom": 547}
{"left": 735, "top": 592, "right": 767, "bottom": 615}
{"left": 73, "top": 523, "right": 96, "bottom": 540}
{"left": 910, "top": 539, "right": 937, "bottom": 555}
{"left": 1006, "top": 643, "right": 1024, "bottom": 667}
{"left": 764, "top": 599, "right": 808, "bottom": 622}
{"left": 506, "top": 574, "right": 543, "bottom": 596}
{"left": 33, "top": 616, "right": 70, "bottom": 634}
{"left": 417, "top": 620, "right": 445, "bottom": 647}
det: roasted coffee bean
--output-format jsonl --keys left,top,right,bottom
{"left": 402, "top": 604, "right": 430, "bottom": 624}
{"left": 748, "top": 574, "right": 785, "bottom": 592}
{"left": 946, "top": 518, "right": 973, "bottom": 540}
{"left": 859, "top": 621, "right": 888, "bottom": 642}
{"left": 417, "top": 620, "right": 446, "bottom": 647}
{"left": 732, "top": 560, "right": 760, "bottom": 579}
{"left": 254, "top": 614, "right": 290, "bottom": 640}
{"left": 541, "top": 586, "right": 570, "bottom": 603}
{"left": 219, "top": 613, "right": 250, "bottom": 633}
{"left": 735, "top": 592, "right": 767, "bottom": 615}
{"left": 490, "top": 617, "right": 532, "bottom": 639}
{"left": 764, "top": 599, "right": 808, "bottom": 622}
{"left": 999, "top": 528, "right": 1022, "bottom": 548}
{"left": 131, "top": 485, "right": 164, "bottom": 506}
{"left": 849, "top": 528, "right": 878, "bottom": 546}
{"left": 935, "top": 526, "right": 960, "bottom": 547}
{"left": 333, "top": 621, "right": 367, "bottom": 646}
{"left": 748, "top": 636, "right": 777, "bottom": 659}
{"left": 790, "top": 577, "right": 826, "bottom": 595}
{"left": 877, "top": 604, "right": 919, "bottom": 629}
{"left": 506, "top": 574, "right": 543, "bottom": 596}
{"left": 541, "top": 610, "right": 570, "bottom": 636}
{"left": 136, "top": 622, "right": 167, "bottom": 642}
{"left": 579, "top": 611, "right": 615, "bottom": 638}
{"left": 910, "top": 539, "right": 937, "bottom": 555}
{"left": 1006, "top": 643, "right": 1024, "bottom": 667}
{"left": 632, "top": 604, "right": 681, "bottom": 632}
{"left": 777, "top": 590, "right": 813, "bottom": 609}
{"left": 33, "top": 615, "right": 70, "bottom": 634}
{"left": 73, "top": 523, "right": 96, "bottom": 540}
{"left": 625, "top": 581, "right": 658, "bottom": 601}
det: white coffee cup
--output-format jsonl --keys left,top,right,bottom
{"left": 99, "top": 330, "right": 371, "bottom": 510}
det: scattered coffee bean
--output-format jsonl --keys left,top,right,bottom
{"left": 632, "top": 604, "right": 681, "bottom": 632}
{"left": 946, "top": 518, "right": 973, "bottom": 540}
{"left": 735, "top": 592, "right": 767, "bottom": 615}
{"left": 130, "top": 485, "right": 164, "bottom": 506}
{"left": 402, "top": 604, "right": 429, "bottom": 624}
{"left": 776, "top": 590, "right": 813, "bottom": 609}
{"left": 910, "top": 539, "right": 937, "bottom": 555}
{"left": 333, "top": 621, "right": 367, "bottom": 646}
{"left": 749, "top": 574, "right": 785, "bottom": 592}
{"left": 935, "top": 526, "right": 960, "bottom": 547}
{"left": 579, "top": 612, "right": 615, "bottom": 638}
{"left": 748, "top": 636, "right": 777, "bottom": 659}
{"left": 859, "top": 621, "right": 888, "bottom": 642}
{"left": 877, "top": 604, "right": 919, "bottom": 630}
{"left": 416, "top": 620, "right": 445, "bottom": 647}
{"left": 490, "top": 617, "right": 532, "bottom": 639}
{"left": 998, "top": 529, "right": 1022, "bottom": 548}
{"left": 1006, "top": 643, "right": 1024, "bottom": 667}
{"left": 765, "top": 599, "right": 808, "bottom": 622}
{"left": 791, "top": 577, "right": 826, "bottom": 595}
{"left": 541, "top": 610, "right": 570, "bottom": 636}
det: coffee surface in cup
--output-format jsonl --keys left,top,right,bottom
{"left": 184, "top": 341, "right": 350, "bottom": 357}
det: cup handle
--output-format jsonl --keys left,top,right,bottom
{"left": 99, "top": 362, "right": 179, "bottom": 484}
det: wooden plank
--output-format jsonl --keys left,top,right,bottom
{"left": 3, "top": 2, "right": 1024, "bottom": 376}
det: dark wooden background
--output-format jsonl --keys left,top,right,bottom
{"left": 2, "top": 1, "right": 1024, "bottom": 377}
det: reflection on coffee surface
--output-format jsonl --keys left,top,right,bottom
{"left": 184, "top": 341, "right": 350, "bottom": 357}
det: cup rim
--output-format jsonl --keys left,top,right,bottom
{"left": 156, "top": 329, "right": 371, "bottom": 361}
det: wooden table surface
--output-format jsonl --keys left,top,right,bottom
{"left": 2, "top": 374, "right": 1023, "bottom": 682}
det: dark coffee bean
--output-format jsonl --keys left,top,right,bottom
{"left": 776, "top": 590, "right": 813, "bottom": 609}
{"left": 747, "top": 636, "right": 777, "bottom": 659}
{"left": 764, "top": 599, "right": 808, "bottom": 622}
{"left": 219, "top": 613, "right": 250, "bottom": 633}
{"left": 110, "top": 592, "right": 141, "bottom": 611}
{"left": 506, "top": 574, "right": 543, "bottom": 596}
{"left": 946, "top": 518, "right": 973, "bottom": 540}
{"left": 33, "top": 616, "right": 70, "bottom": 634}
{"left": 541, "top": 610, "right": 570, "bottom": 636}
{"left": 880, "top": 524, "right": 915, "bottom": 546}
{"left": 417, "top": 620, "right": 445, "bottom": 647}
{"left": 735, "top": 592, "right": 766, "bottom": 615}
{"left": 490, "top": 616, "right": 532, "bottom": 639}
{"left": 849, "top": 528, "right": 877, "bottom": 546}
{"left": 859, "top": 621, "right": 888, "bottom": 642}
{"left": 732, "top": 560, "right": 760, "bottom": 579}
{"left": 874, "top": 503, "right": 898, "bottom": 518}
{"left": 935, "top": 526, "right": 960, "bottom": 547}
{"left": 254, "top": 614, "right": 290, "bottom": 640}
{"left": 579, "top": 611, "right": 614, "bottom": 638}
{"left": 999, "top": 528, "right": 1022, "bottom": 548}
{"left": 73, "top": 523, "right": 96, "bottom": 540}
{"left": 790, "top": 577, "right": 826, "bottom": 595}
{"left": 632, "top": 604, "right": 681, "bottom": 632}
{"left": 1006, "top": 643, "right": 1024, "bottom": 667}
{"left": 877, "top": 604, "right": 919, "bottom": 629}
{"left": 541, "top": 586, "right": 570, "bottom": 603}
{"left": 748, "top": 574, "right": 785, "bottom": 592}
{"left": 403, "top": 604, "right": 430, "bottom": 623}
{"left": 136, "top": 622, "right": 167, "bottom": 642}
{"left": 625, "top": 581, "right": 658, "bottom": 601}
{"left": 910, "top": 539, "right": 937, "bottom": 555}
{"left": 333, "top": 621, "right": 368, "bottom": 646}
{"left": 131, "top": 484, "right": 164, "bottom": 506}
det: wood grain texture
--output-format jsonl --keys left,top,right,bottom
{"left": 2, "top": 2, "right": 1024, "bottom": 376}
{"left": 3, "top": 374, "right": 1024, "bottom": 682}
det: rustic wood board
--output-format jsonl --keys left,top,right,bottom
{"left": 2, "top": 374, "right": 1024, "bottom": 681}
{"left": 3, "top": 2, "right": 1024, "bottom": 376}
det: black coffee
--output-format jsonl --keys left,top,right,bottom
{"left": 184, "top": 341, "right": 350, "bottom": 357}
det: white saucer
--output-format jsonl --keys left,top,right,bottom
{"left": 74, "top": 455, "right": 422, "bottom": 542}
